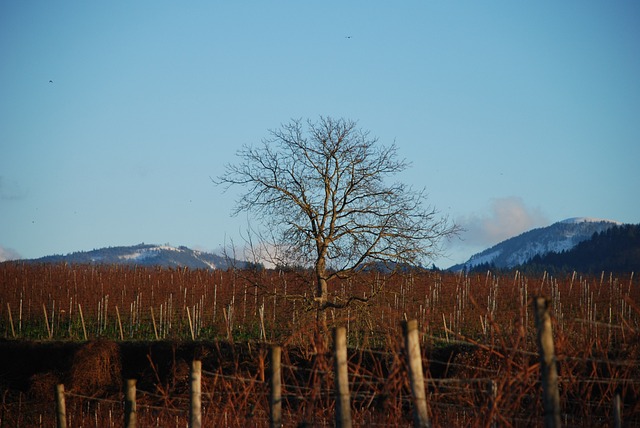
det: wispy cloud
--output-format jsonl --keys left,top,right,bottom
{"left": 0, "top": 246, "right": 21, "bottom": 262}
{"left": 459, "top": 197, "right": 548, "bottom": 247}
{"left": 0, "top": 176, "right": 27, "bottom": 201}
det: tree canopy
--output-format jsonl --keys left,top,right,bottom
{"left": 217, "top": 117, "right": 459, "bottom": 312}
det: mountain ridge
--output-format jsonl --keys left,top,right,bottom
{"left": 516, "top": 223, "right": 640, "bottom": 274}
{"left": 450, "top": 218, "right": 623, "bottom": 272}
{"left": 12, "top": 217, "right": 635, "bottom": 273}
{"left": 24, "top": 243, "right": 244, "bottom": 270}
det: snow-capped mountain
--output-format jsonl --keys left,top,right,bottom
{"left": 29, "top": 243, "right": 244, "bottom": 270}
{"left": 450, "top": 217, "right": 622, "bottom": 271}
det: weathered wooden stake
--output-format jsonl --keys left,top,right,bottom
{"left": 334, "top": 327, "right": 352, "bottom": 428}
{"left": 190, "top": 360, "right": 202, "bottom": 428}
{"left": 402, "top": 319, "right": 431, "bottom": 428}
{"left": 78, "top": 303, "right": 87, "bottom": 340}
{"left": 125, "top": 379, "right": 137, "bottom": 428}
{"left": 187, "top": 307, "right": 195, "bottom": 340}
{"left": 269, "top": 346, "right": 282, "bottom": 428}
{"left": 115, "top": 305, "right": 124, "bottom": 341}
{"left": 487, "top": 379, "right": 497, "bottom": 428}
{"left": 533, "top": 297, "right": 561, "bottom": 428}
{"left": 55, "top": 384, "right": 67, "bottom": 428}
{"left": 43, "top": 303, "right": 52, "bottom": 339}
{"left": 613, "top": 391, "right": 622, "bottom": 428}
{"left": 150, "top": 307, "right": 159, "bottom": 340}
{"left": 7, "top": 303, "right": 16, "bottom": 338}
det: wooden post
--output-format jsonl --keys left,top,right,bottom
{"left": 533, "top": 297, "right": 561, "bottom": 428}
{"left": 78, "top": 303, "right": 87, "bottom": 341}
{"left": 190, "top": 360, "right": 202, "bottom": 428}
{"left": 613, "top": 391, "right": 622, "bottom": 428}
{"left": 151, "top": 307, "right": 159, "bottom": 340}
{"left": 125, "top": 379, "right": 137, "bottom": 428}
{"left": 269, "top": 346, "right": 282, "bottom": 428}
{"left": 487, "top": 379, "right": 497, "bottom": 428}
{"left": 402, "top": 320, "right": 431, "bottom": 428}
{"left": 333, "top": 327, "right": 352, "bottom": 428}
{"left": 55, "top": 384, "right": 67, "bottom": 428}
{"left": 43, "top": 303, "right": 52, "bottom": 339}
{"left": 7, "top": 303, "right": 16, "bottom": 338}
{"left": 187, "top": 307, "right": 195, "bottom": 340}
{"left": 115, "top": 305, "right": 124, "bottom": 341}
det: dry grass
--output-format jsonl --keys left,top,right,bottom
{"left": 69, "top": 340, "right": 122, "bottom": 396}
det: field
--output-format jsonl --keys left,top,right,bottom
{"left": 1, "top": 262, "right": 639, "bottom": 426}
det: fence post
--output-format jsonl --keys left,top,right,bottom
{"left": 190, "top": 360, "right": 202, "bottom": 428}
{"left": 486, "top": 379, "right": 497, "bottom": 428}
{"left": 125, "top": 379, "right": 137, "bottom": 428}
{"left": 55, "top": 384, "right": 67, "bottom": 428}
{"left": 270, "top": 346, "right": 282, "bottom": 428}
{"left": 533, "top": 297, "right": 561, "bottom": 428}
{"left": 402, "top": 320, "right": 431, "bottom": 428}
{"left": 613, "top": 391, "right": 622, "bottom": 428}
{"left": 334, "top": 326, "right": 352, "bottom": 428}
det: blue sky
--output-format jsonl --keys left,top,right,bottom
{"left": 1, "top": 1, "right": 639, "bottom": 267}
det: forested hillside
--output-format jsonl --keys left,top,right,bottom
{"left": 517, "top": 224, "right": 640, "bottom": 274}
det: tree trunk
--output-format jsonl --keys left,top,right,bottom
{"left": 316, "top": 276, "right": 329, "bottom": 333}
{"left": 316, "top": 276, "right": 328, "bottom": 306}
{"left": 315, "top": 248, "right": 329, "bottom": 315}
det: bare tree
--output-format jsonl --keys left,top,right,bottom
{"left": 217, "top": 117, "right": 458, "bottom": 318}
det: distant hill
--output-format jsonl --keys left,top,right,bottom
{"left": 515, "top": 224, "right": 640, "bottom": 274}
{"left": 450, "top": 217, "right": 622, "bottom": 272}
{"left": 28, "top": 243, "right": 247, "bottom": 270}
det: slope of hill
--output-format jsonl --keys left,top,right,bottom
{"left": 28, "top": 243, "right": 244, "bottom": 270}
{"left": 516, "top": 223, "right": 640, "bottom": 274}
{"left": 450, "top": 217, "right": 622, "bottom": 272}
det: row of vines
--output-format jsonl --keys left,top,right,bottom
{"left": 0, "top": 262, "right": 639, "bottom": 426}
{"left": 1, "top": 263, "right": 637, "bottom": 345}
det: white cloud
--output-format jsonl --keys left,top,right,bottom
{"left": 459, "top": 196, "right": 548, "bottom": 247}
{"left": 0, "top": 246, "right": 22, "bottom": 262}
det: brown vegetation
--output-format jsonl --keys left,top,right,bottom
{"left": 70, "top": 340, "right": 122, "bottom": 396}
{"left": 0, "top": 262, "right": 639, "bottom": 426}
